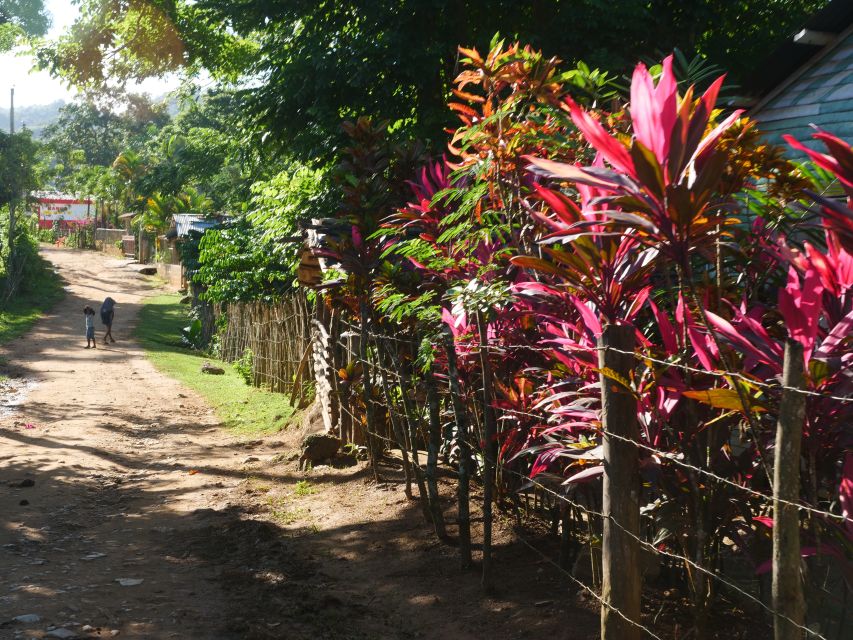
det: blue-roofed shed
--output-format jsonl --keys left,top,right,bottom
{"left": 173, "top": 214, "right": 220, "bottom": 237}
{"left": 155, "top": 214, "right": 225, "bottom": 289}
{"left": 748, "top": 0, "right": 853, "bottom": 154}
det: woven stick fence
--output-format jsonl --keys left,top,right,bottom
{"left": 217, "top": 293, "right": 315, "bottom": 402}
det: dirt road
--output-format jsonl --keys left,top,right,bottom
{"left": 0, "top": 247, "right": 246, "bottom": 638}
{"left": 1, "top": 247, "right": 597, "bottom": 640}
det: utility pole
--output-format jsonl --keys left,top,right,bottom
{"left": 7, "top": 86, "right": 15, "bottom": 291}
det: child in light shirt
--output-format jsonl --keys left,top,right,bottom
{"left": 84, "top": 306, "right": 96, "bottom": 349}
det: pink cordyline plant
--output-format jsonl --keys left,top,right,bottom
{"left": 525, "top": 54, "right": 743, "bottom": 275}
{"left": 515, "top": 55, "right": 852, "bottom": 570}
{"left": 785, "top": 130, "right": 853, "bottom": 253}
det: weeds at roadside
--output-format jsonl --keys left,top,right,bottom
{"left": 266, "top": 496, "right": 309, "bottom": 524}
{"left": 0, "top": 251, "right": 64, "bottom": 344}
{"left": 294, "top": 480, "right": 315, "bottom": 496}
{"left": 245, "top": 476, "right": 271, "bottom": 493}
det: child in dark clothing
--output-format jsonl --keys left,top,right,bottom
{"left": 101, "top": 297, "right": 116, "bottom": 344}
{"left": 84, "top": 306, "right": 96, "bottom": 349}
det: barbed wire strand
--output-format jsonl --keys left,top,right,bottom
{"left": 344, "top": 332, "right": 846, "bottom": 522}
{"left": 333, "top": 330, "right": 848, "bottom": 523}
{"left": 335, "top": 320, "right": 853, "bottom": 403}
{"left": 329, "top": 329, "right": 840, "bottom": 639}
{"left": 511, "top": 528, "right": 668, "bottom": 640}
{"left": 451, "top": 430, "right": 829, "bottom": 640}
{"left": 496, "top": 404, "right": 847, "bottom": 524}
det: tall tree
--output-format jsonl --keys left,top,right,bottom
{"left": 38, "top": 0, "right": 828, "bottom": 159}
{"left": 135, "top": 89, "right": 255, "bottom": 210}
{"left": 0, "top": 128, "right": 38, "bottom": 204}
{"left": 0, "top": 128, "right": 39, "bottom": 294}
{"left": 0, "top": 0, "right": 49, "bottom": 50}
{"left": 40, "top": 96, "right": 169, "bottom": 188}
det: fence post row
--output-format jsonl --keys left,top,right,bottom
{"left": 773, "top": 339, "right": 807, "bottom": 640}
{"left": 598, "top": 325, "right": 642, "bottom": 640}
{"left": 443, "top": 325, "right": 473, "bottom": 570}
{"left": 210, "top": 299, "right": 838, "bottom": 638}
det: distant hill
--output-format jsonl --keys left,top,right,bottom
{"left": 0, "top": 100, "right": 66, "bottom": 138}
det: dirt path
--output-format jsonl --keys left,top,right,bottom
{"left": 0, "top": 247, "right": 245, "bottom": 639}
{"left": 1, "top": 247, "right": 598, "bottom": 640}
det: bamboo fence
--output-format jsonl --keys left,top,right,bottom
{"left": 217, "top": 293, "right": 315, "bottom": 403}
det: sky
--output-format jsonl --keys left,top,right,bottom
{"left": 0, "top": 0, "right": 182, "bottom": 106}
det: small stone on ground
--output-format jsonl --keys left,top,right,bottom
{"left": 13, "top": 614, "right": 41, "bottom": 623}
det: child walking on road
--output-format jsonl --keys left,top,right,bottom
{"left": 84, "top": 306, "right": 96, "bottom": 349}
{"left": 101, "top": 297, "right": 116, "bottom": 344}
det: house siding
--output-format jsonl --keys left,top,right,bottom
{"left": 752, "top": 29, "right": 853, "bottom": 154}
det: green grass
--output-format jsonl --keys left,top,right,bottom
{"left": 294, "top": 480, "right": 316, "bottom": 496}
{"left": 0, "top": 254, "right": 64, "bottom": 344}
{"left": 135, "top": 293, "right": 296, "bottom": 437}
{"left": 266, "top": 496, "right": 309, "bottom": 525}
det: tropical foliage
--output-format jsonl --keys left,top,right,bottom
{"left": 305, "top": 41, "right": 850, "bottom": 634}
{"left": 38, "top": 0, "right": 828, "bottom": 158}
{"left": 22, "top": 4, "right": 851, "bottom": 634}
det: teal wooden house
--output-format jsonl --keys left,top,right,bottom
{"left": 749, "top": 0, "right": 853, "bottom": 154}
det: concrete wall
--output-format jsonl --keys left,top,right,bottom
{"left": 157, "top": 261, "right": 184, "bottom": 290}
{"left": 156, "top": 236, "right": 182, "bottom": 265}
{"left": 94, "top": 229, "right": 126, "bottom": 257}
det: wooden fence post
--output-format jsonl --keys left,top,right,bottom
{"left": 358, "top": 298, "right": 381, "bottom": 483}
{"left": 374, "top": 340, "right": 416, "bottom": 500}
{"left": 773, "top": 339, "right": 806, "bottom": 640}
{"left": 598, "top": 325, "right": 641, "bottom": 640}
{"left": 476, "top": 311, "right": 497, "bottom": 592}
{"left": 425, "top": 366, "right": 449, "bottom": 541}
{"left": 444, "top": 325, "right": 472, "bottom": 570}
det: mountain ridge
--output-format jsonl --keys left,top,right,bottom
{"left": 0, "top": 100, "right": 67, "bottom": 138}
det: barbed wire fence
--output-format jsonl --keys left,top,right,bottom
{"left": 328, "top": 316, "right": 851, "bottom": 640}
{"left": 210, "top": 297, "right": 850, "bottom": 639}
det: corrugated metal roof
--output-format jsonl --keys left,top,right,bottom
{"left": 173, "top": 214, "right": 219, "bottom": 237}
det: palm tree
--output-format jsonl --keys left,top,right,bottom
{"left": 111, "top": 149, "right": 147, "bottom": 212}
{"left": 174, "top": 186, "right": 213, "bottom": 214}
{"left": 137, "top": 186, "right": 214, "bottom": 234}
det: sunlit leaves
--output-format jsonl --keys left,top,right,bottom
{"left": 195, "top": 216, "right": 294, "bottom": 303}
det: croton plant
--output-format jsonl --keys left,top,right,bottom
{"left": 324, "top": 42, "right": 851, "bottom": 626}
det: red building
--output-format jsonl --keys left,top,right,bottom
{"left": 34, "top": 192, "right": 95, "bottom": 230}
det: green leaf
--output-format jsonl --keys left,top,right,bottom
{"left": 682, "top": 388, "right": 766, "bottom": 413}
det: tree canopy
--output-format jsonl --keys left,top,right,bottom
{"left": 0, "top": 128, "right": 37, "bottom": 204}
{"left": 42, "top": 98, "right": 168, "bottom": 168}
{"left": 37, "top": 0, "right": 829, "bottom": 160}
{"left": 0, "top": 0, "right": 49, "bottom": 50}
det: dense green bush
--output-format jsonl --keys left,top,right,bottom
{"left": 188, "top": 162, "right": 335, "bottom": 304}
{"left": 36, "top": 227, "right": 57, "bottom": 243}
{"left": 194, "top": 216, "right": 294, "bottom": 303}
{"left": 0, "top": 212, "right": 64, "bottom": 341}
{"left": 234, "top": 348, "right": 254, "bottom": 385}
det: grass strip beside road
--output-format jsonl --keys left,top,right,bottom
{"left": 135, "top": 293, "right": 295, "bottom": 437}
{"left": 0, "top": 254, "right": 65, "bottom": 344}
